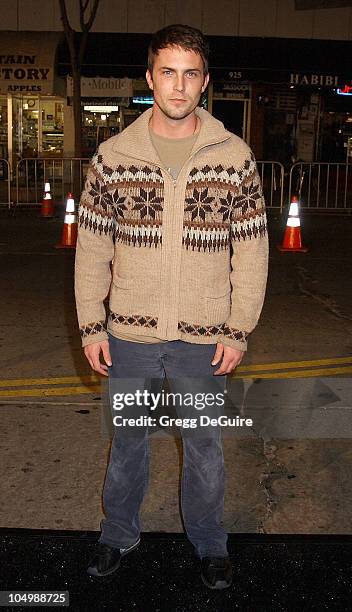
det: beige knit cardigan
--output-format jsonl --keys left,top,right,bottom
{"left": 75, "top": 106, "right": 269, "bottom": 352}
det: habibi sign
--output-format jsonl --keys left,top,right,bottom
{"left": 289, "top": 72, "right": 340, "bottom": 87}
{"left": 0, "top": 32, "right": 61, "bottom": 94}
{"left": 211, "top": 67, "right": 344, "bottom": 87}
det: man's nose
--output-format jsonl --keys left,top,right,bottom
{"left": 174, "top": 74, "right": 185, "bottom": 92}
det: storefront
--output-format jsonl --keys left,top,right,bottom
{"left": 0, "top": 32, "right": 65, "bottom": 168}
{"left": 210, "top": 66, "right": 352, "bottom": 165}
{"left": 67, "top": 76, "right": 175, "bottom": 158}
{"left": 0, "top": 30, "right": 350, "bottom": 182}
{"left": 207, "top": 32, "right": 352, "bottom": 164}
{"left": 53, "top": 32, "right": 352, "bottom": 164}
{"left": 257, "top": 73, "right": 352, "bottom": 165}
{"left": 207, "top": 80, "right": 251, "bottom": 142}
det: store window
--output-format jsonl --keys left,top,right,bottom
{"left": 318, "top": 88, "right": 352, "bottom": 163}
{"left": 319, "top": 112, "right": 348, "bottom": 163}
{"left": 41, "top": 98, "right": 64, "bottom": 156}
{"left": 82, "top": 102, "right": 120, "bottom": 157}
{"left": 210, "top": 82, "right": 250, "bottom": 141}
{"left": 261, "top": 86, "right": 352, "bottom": 164}
{"left": 22, "top": 97, "right": 39, "bottom": 158}
{"left": 263, "top": 108, "right": 296, "bottom": 166}
{"left": 7, "top": 95, "right": 64, "bottom": 166}
{"left": 261, "top": 87, "right": 298, "bottom": 166}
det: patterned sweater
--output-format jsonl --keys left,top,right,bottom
{"left": 75, "top": 106, "right": 269, "bottom": 352}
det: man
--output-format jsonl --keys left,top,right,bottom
{"left": 75, "top": 24, "right": 268, "bottom": 590}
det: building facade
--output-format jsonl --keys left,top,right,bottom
{"left": 0, "top": 0, "right": 351, "bottom": 167}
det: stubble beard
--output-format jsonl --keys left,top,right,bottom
{"left": 155, "top": 96, "right": 199, "bottom": 122}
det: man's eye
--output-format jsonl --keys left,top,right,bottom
{"left": 163, "top": 70, "right": 173, "bottom": 76}
{"left": 187, "top": 72, "right": 197, "bottom": 78}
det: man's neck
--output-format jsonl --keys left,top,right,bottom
{"left": 149, "top": 106, "right": 199, "bottom": 139}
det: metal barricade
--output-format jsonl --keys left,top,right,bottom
{"left": 288, "top": 162, "right": 352, "bottom": 212}
{"left": 12, "top": 157, "right": 352, "bottom": 213}
{"left": 15, "top": 157, "right": 90, "bottom": 208}
{"left": 257, "top": 161, "right": 285, "bottom": 211}
{"left": 0, "top": 158, "right": 11, "bottom": 209}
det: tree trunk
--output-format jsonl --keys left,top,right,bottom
{"left": 72, "top": 66, "right": 82, "bottom": 159}
{"left": 59, "top": 0, "right": 100, "bottom": 200}
{"left": 72, "top": 65, "right": 82, "bottom": 200}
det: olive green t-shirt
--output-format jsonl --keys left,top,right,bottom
{"left": 149, "top": 127, "right": 199, "bottom": 180}
{"left": 113, "top": 126, "right": 199, "bottom": 344}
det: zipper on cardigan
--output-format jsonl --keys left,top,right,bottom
{"left": 117, "top": 133, "right": 231, "bottom": 179}
{"left": 168, "top": 134, "right": 231, "bottom": 185}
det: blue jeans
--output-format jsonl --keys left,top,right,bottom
{"left": 100, "top": 335, "right": 228, "bottom": 559}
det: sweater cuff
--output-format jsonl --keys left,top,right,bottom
{"left": 79, "top": 320, "right": 108, "bottom": 348}
{"left": 220, "top": 325, "right": 248, "bottom": 352}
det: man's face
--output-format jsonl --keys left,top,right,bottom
{"left": 146, "top": 45, "right": 209, "bottom": 121}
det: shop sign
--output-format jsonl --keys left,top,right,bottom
{"left": 337, "top": 84, "right": 352, "bottom": 96}
{"left": 67, "top": 76, "right": 133, "bottom": 98}
{"left": 212, "top": 67, "right": 345, "bottom": 88}
{"left": 227, "top": 71, "right": 243, "bottom": 80}
{"left": 0, "top": 54, "right": 52, "bottom": 93}
{"left": 213, "top": 82, "right": 250, "bottom": 100}
{"left": 290, "top": 73, "right": 339, "bottom": 87}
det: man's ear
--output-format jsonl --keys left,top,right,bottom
{"left": 146, "top": 69, "right": 154, "bottom": 91}
{"left": 201, "top": 73, "right": 210, "bottom": 93}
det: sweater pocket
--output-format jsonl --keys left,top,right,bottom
{"left": 110, "top": 274, "right": 159, "bottom": 316}
{"left": 204, "top": 286, "right": 231, "bottom": 324}
{"left": 113, "top": 275, "right": 134, "bottom": 290}
{"left": 110, "top": 275, "right": 134, "bottom": 313}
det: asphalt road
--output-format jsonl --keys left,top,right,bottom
{"left": 0, "top": 210, "right": 351, "bottom": 534}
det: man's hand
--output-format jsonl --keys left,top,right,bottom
{"left": 84, "top": 340, "right": 112, "bottom": 377}
{"left": 212, "top": 343, "right": 244, "bottom": 375}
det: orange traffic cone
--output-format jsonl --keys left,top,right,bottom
{"left": 56, "top": 193, "right": 77, "bottom": 249}
{"left": 277, "top": 195, "right": 308, "bottom": 253}
{"left": 40, "top": 181, "right": 54, "bottom": 218}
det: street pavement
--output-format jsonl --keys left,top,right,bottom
{"left": 0, "top": 209, "right": 351, "bottom": 535}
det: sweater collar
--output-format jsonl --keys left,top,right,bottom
{"left": 111, "top": 106, "right": 231, "bottom": 164}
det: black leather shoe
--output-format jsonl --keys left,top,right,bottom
{"left": 200, "top": 556, "right": 233, "bottom": 590}
{"left": 87, "top": 538, "right": 140, "bottom": 578}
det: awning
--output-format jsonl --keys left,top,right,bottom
{"left": 0, "top": 32, "right": 63, "bottom": 95}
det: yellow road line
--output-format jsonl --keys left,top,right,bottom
{"left": 232, "top": 365, "right": 352, "bottom": 379}
{"left": 0, "top": 357, "right": 351, "bottom": 397}
{"left": 0, "top": 366, "right": 351, "bottom": 398}
{"left": 0, "top": 375, "right": 100, "bottom": 388}
{"left": 1, "top": 357, "right": 352, "bottom": 389}
{"left": 236, "top": 356, "right": 352, "bottom": 373}
{"left": 0, "top": 386, "right": 101, "bottom": 398}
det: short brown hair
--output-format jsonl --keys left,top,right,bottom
{"left": 148, "top": 24, "right": 209, "bottom": 76}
